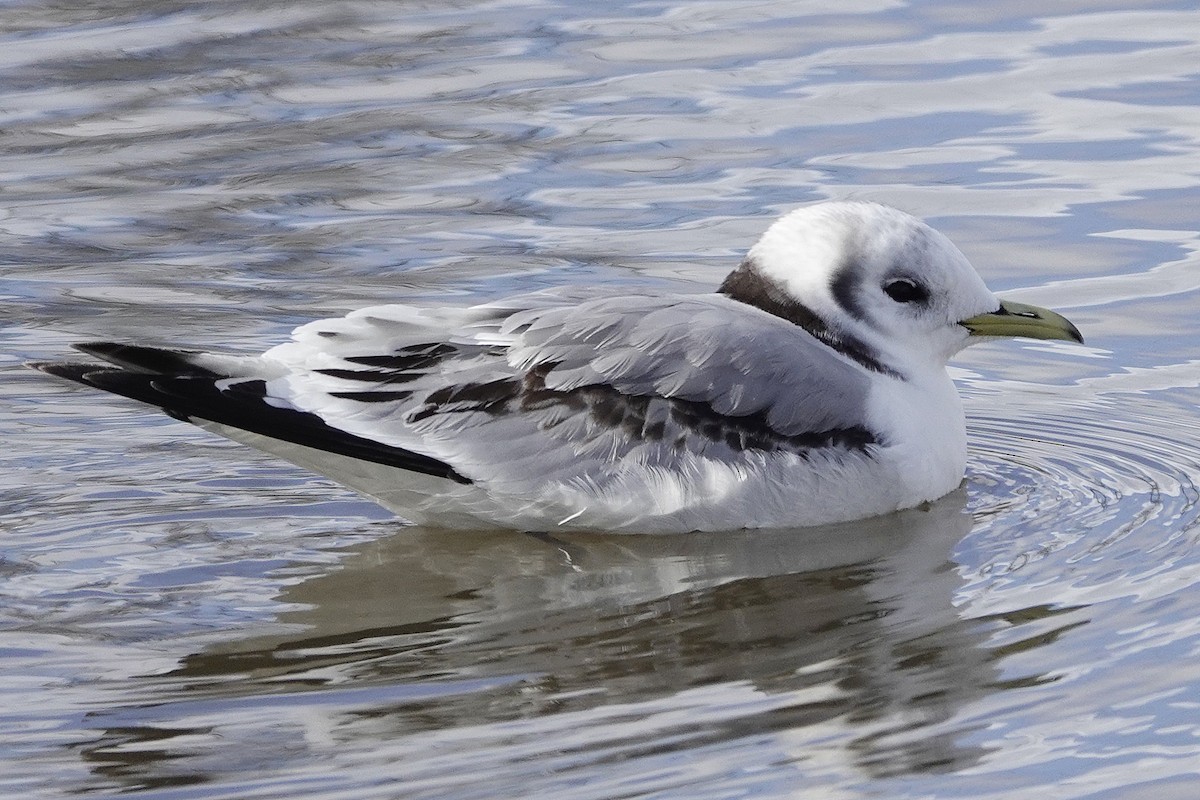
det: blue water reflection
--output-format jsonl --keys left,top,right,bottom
{"left": 4, "top": 0, "right": 1200, "bottom": 798}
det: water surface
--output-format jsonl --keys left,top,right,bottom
{"left": 4, "top": 1, "right": 1200, "bottom": 797}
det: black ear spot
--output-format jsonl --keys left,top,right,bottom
{"left": 883, "top": 278, "right": 930, "bottom": 305}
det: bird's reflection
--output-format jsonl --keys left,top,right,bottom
{"left": 79, "top": 488, "right": 1080, "bottom": 789}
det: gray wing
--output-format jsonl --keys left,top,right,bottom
{"left": 497, "top": 292, "right": 869, "bottom": 435}
{"left": 260, "top": 290, "right": 878, "bottom": 490}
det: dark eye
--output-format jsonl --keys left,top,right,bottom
{"left": 883, "top": 278, "right": 929, "bottom": 304}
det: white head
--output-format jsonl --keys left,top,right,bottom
{"left": 719, "top": 202, "right": 1080, "bottom": 376}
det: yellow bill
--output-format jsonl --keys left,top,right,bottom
{"left": 961, "top": 299, "right": 1083, "bottom": 344}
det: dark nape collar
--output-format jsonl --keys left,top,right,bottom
{"left": 718, "top": 258, "right": 901, "bottom": 379}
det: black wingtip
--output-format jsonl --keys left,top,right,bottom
{"left": 28, "top": 354, "right": 473, "bottom": 486}
{"left": 26, "top": 361, "right": 112, "bottom": 384}
{"left": 30, "top": 361, "right": 184, "bottom": 410}
{"left": 71, "top": 342, "right": 217, "bottom": 376}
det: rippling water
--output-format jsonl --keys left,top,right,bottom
{"left": 5, "top": 1, "right": 1200, "bottom": 797}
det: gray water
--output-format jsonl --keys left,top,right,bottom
{"left": 4, "top": 1, "right": 1200, "bottom": 797}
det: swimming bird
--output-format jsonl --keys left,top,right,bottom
{"left": 31, "top": 202, "right": 1082, "bottom": 532}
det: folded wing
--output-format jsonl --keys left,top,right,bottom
{"left": 33, "top": 289, "right": 881, "bottom": 505}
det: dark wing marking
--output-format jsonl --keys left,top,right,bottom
{"left": 396, "top": 364, "right": 878, "bottom": 456}
{"left": 328, "top": 390, "right": 415, "bottom": 403}
{"left": 344, "top": 343, "right": 459, "bottom": 370}
{"left": 288, "top": 294, "right": 884, "bottom": 466}
{"left": 30, "top": 361, "right": 470, "bottom": 484}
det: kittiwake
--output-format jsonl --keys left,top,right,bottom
{"left": 30, "top": 201, "right": 1083, "bottom": 532}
